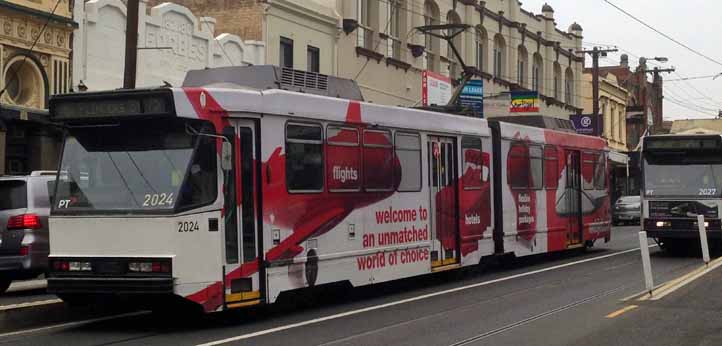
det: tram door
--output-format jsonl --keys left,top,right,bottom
{"left": 565, "top": 150, "right": 583, "bottom": 246}
{"left": 222, "top": 120, "right": 260, "bottom": 308}
{"left": 428, "top": 137, "right": 459, "bottom": 268}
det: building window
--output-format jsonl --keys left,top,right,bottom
{"left": 517, "top": 46, "right": 528, "bottom": 87}
{"left": 476, "top": 28, "right": 487, "bottom": 73}
{"left": 565, "top": 67, "right": 574, "bottom": 106}
{"left": 493, "top": 34, "right": 505, "bottom": 78}
{"left": 357, "top": 0, "right": 376, "bottom": 50}
{"left": 307, "top": 46, "right": 320, "bottom": 73}
{"left": 553, "top": 62, "right": 561, "bottom": 100}
{"left": 423, "top": 0, "right": 440, "bottom": 72}
{"left": 280, "top": 37, "right": 294, "bottom": 68}
{"left": 52, "top": 58, "right": 70, "bottom": 95}
{"left": 386, "top": 0, "right": 403, "bottom": 59}
{"left": 532, "top": 53, "right": 543, "bottom": 92}
{"left": 446, "top": 10, "right": 462, "bottom": 78}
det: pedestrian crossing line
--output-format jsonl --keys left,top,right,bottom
{"left": 605, "top": 305, "right": 638, "bottom": 318}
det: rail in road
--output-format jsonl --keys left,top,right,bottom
{"left": 0, "top": 226, "right": 709, "bottom": 346}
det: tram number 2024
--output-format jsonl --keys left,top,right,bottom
{"left": 178, "top": 221, "right": 200, "bottom": 233}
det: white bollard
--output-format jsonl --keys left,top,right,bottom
{"left": 698, "top": 214, "right": 711, "bottom": 265}
{"left": 639, "top": 231, "right": 654, "bottom": 295}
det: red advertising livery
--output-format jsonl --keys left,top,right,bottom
{"left": 46, "top": 67, "right": 610, "bottom": 313}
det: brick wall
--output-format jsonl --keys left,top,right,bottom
{"left": 146, "top": 0, "right": 264, "bottom": 40}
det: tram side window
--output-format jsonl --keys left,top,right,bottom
{"left": 529, "top": 145, "right": 543, "bottom": 190}
{"left": 582, "top": 152, "right": 596, "bottom": 191}
{"left": 462, "top": 137, "right": 483, "bottom": 190}
{"left": 364, "top": 129, "right": 394, "bottom": 191}
{"left": 509, "top": 142, "right": 530, "bottom": 189}
{"left": 395, "top": 132, "right": 421, "bottom": 192}
{"left": 544, "top": 146, "right": 559, "bottom": 189}
{"left": 594, "top": 153, "right": 607, "bottom": 190}
{"left": 286, "top": 123, "right": 324, "bottom": 192}
{"left": 327, "top": 126, "right": 361, "bottom": 192}
{"left": 179, "top": 133, "right": 218, "bottom": 208}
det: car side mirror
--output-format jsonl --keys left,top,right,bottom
{"left": 221, "top": 141, "right": 232, "bottom": 172}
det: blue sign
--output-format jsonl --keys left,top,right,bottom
{"left": 459, "top": 79, "right": 484, "bottom": 116}
{"left": 571, "top": 114, "right": 600, "bottom": 136}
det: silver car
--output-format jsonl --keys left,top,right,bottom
{"left": 613, "top": 195, "right": 641, "bottom": 226}
{"left": 0, "top": 171, "right": 56, "bottom": 294}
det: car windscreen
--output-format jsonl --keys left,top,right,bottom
{"left": 0, "top": 180, "right": 27, "bottom": 210}
{"left": 52, "top": 119, "right": 217, "bottom": 214}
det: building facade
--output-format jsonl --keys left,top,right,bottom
{"left": 336, "top": 0, "right": 584, "bottom": 118}
{"left": 581, "top": 70, "right": 628, "bottom": 152}
{"left": 146, "top": 0, "right": 339, "bottom": 76}
{"left": 0, "top": 0, "right": 75, "bottom": 175}
{"left": 72, "top": 0, "right": 265, "bottom": 91}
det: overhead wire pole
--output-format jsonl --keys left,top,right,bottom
{"left": 124, "top": 0, "right": 140, "bottom": 89}
{"left": 579, "top": 47, "right": 618, "bottom": 137}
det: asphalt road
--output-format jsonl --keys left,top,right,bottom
{"left": 0, "top": 225, "right": 711, "bottom": 346}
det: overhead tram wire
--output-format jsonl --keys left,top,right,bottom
{"left": 602, "top": 0, "right": 722, "bottom": 68}
{"left": 0, "top": 0, "right": 62, "bottom": 99}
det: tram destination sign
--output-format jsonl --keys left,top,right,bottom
{"left": 644, "top": 137, "right": 722, "bottom": 151}
{"left": 51, "top": 91, "right": 172, "bottom": 121}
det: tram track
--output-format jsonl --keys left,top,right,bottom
{"left": 0, "top": 236, "right": 705, "bottom": 346}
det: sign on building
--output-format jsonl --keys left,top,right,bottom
{"left": 459, "top": 79, "right": 484, "bottom": 116}
{"left": 422, "top": 71, "right": 452, "bottom": 107}
{"left": 571, "top": 114, "right": 600, "bottom": 136}
{"left": 510, "top": 91, "right": 540, "bottom": 113}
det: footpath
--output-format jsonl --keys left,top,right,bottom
{"left": 572, "top": 260, "right": 722, "bottom": 346}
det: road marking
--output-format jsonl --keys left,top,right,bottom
{"left": 0, "top": 311, "right": 149, "bottom": 339}
{"left": 605, "top": 305, "right": 638, "bottom": 318}
{"left": 197, "top": 247, "right": 646, "bottom": 346}
{"left": 0, "top": 299, "right": 62, "bottom": 312}
{"left": 647, "top": 254, "right": 722, "bottom": 301}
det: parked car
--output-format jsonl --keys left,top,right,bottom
{"left": 613, "top": 195, "right": 641, "bottom": 226}
{"left": 0, "top": 171, "right": 56, "bottom": 294}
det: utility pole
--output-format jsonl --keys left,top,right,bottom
{"left": 646, "top": 67, "right": 675, "bottom": 134}
{"left": 579, "top": 47, "right": 618, "bottom": 137}
{"left": 123, "top": 0, "right": 140, "bottom": 89}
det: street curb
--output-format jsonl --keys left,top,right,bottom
{"left": 625, "top": 255, "right": 722, "bottom": 302}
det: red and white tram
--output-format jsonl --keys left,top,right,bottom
{"left": 47, "top": 67, "right": 610, "bottom": 312}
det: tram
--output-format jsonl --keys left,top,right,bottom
{"left": 46, "top": 66, "right": 610, "bottom": 312}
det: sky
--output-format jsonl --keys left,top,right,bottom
{"left": 522, "top": 0, "right": 722, "bottom": 121}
